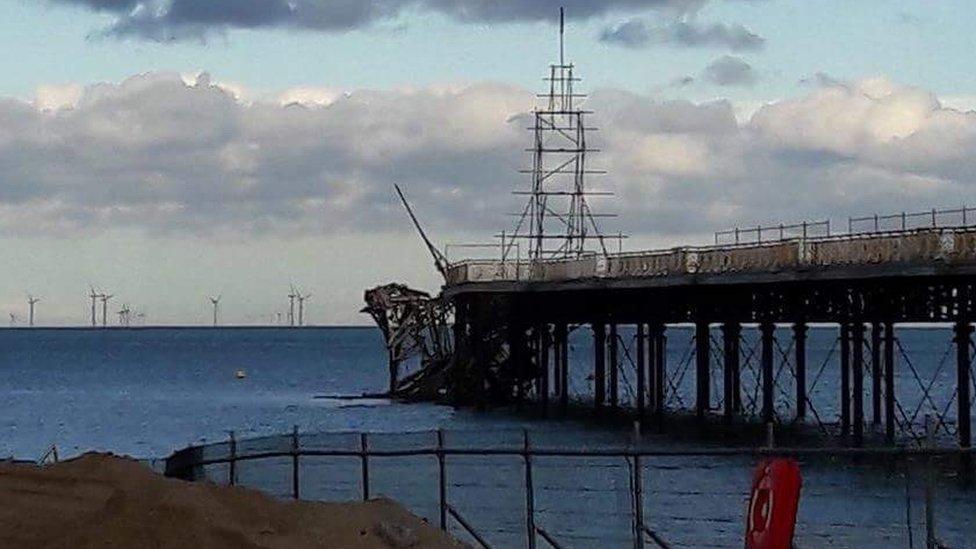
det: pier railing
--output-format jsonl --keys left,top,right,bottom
{"left": 446, "top": 224, "right": 976, "bottom": 285}
{"left": 848, "top": 206, "right": 976, "bottom": 234}
{"left": 165, "top": 427, "right": 975, "bottom": 548}
{"left": 446, "top": 205, "right": 976, "bottom": 286}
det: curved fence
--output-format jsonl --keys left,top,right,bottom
{"left": 163, "top": 427, "right": 976, "bottom": 548}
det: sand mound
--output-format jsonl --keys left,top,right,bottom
{"left": 0, "top": 453, "right": 464, "bottom": 549}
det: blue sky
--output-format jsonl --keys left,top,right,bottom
{"left": 2, "top": 0, "right": 976, "bottom": 324}
{"left": 4, "top": 1, "right": 975, "bottom": 103}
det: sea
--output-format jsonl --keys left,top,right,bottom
{"left": 1, "top": 326, "right": 973, "bottom": 547}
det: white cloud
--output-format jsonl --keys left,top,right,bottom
{"left": 7, "top": 71, "right": 976, "bottom": 323}
{"left": 2, "top": 71, "right": 976, "bottom": 245}
{"left": 276, "top": 86, "right": 343, "bottom": 107}
{"left": 34, "top": 84, "right": 84, "bottom": 111}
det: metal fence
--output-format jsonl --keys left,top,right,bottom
{"left": 848, "top": 207, "right": 976, "bottom": 235}
{"left": 164, "top": 425, "right": 976, "bottom": 548}
{"left": 710, "top": 206, "right": 976, "bottom": 248}
{"left": 714, "top": 220, "right": 832, "bottom": 246}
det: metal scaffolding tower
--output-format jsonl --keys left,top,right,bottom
{"left": 505, "top": 8, "right": 618, "bottom": 261}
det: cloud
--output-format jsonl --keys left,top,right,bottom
{"left": 52, "top": 0, "right": 139, "bottom": 10}
{"left": 601, "top": 18, "right": 764, "bottom": 51}
{"left": 3, "top": 71, "right": 976, "bottom": 242}
{"left": 702, "top": 55, "right": 757, "bottom": 86}
{"left": 52, "top": 0, "right": 715, "bottom": 40}
{"left": 6, "top": 73, "right": 529, "bottom": 237}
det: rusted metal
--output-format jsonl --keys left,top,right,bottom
{"left": 361, "top": 283, "right": 453, "bottom": 400}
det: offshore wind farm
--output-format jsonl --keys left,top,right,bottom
{"left": 6, "top": 284, "right": 321, "bottom": 328}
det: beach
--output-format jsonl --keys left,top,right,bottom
{"left": 0, "top": 453, "right": 463, "bottom": 548}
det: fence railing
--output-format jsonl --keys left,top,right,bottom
{"left": 848, "top": 206, "right": 975, "bottom": 234}
{"left": 165, "top": 425, "right": 975, "bottom": 548}
{"left": 714, "top": 220, "right": 832, "bottom": 246}
{"left": 713, "top": 206, "right": 976, "bottom": 247}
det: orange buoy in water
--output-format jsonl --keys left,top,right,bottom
{"left": 745, "top": 458, "right": 802, "bottom": 549}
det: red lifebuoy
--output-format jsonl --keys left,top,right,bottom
{"left": 745, "top": 458, "right": 802, "bottom": 549}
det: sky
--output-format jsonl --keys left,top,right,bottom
{"left": 2, "top": 0, "right": 976, "bottom": 325}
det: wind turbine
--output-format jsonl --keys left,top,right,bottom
{"left": 8, "top": 313, "right": 16, "bottom": 327}
{"left": 297, "top": 291, "right": 312, "bottom": 327}
{"left": 100, "top": 294, "right": 113, "bottom": 328}
{"left": 88, "top": 287, "right": 100, "bottom": 327}
{"left": 208, "top": 295, "right": 221, "bottom": 327}
{"left": 26, "top": 295, "right": 40, "bottom": 327}
{"left": 117, "top": 304, "right": 131, "bottom": 327}
{"left": 287, "top": 285, "right": 298, "bottom": 327}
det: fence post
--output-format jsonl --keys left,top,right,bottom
{"left": 227, "top": 431, "right": 237, "bottom": 486}
{"left": 291, "top": 425, "right": 300, "bottom": 500}
{"left": 524, "top": 429, "right": 536, "bottom": 549}
{"left": 632, "top": 421, "right": 645, "bottom": 549}
{"left": 438, "top": 429, "right": 447, "bottom": 531}
{"left": 361, "top": 433, "right": 370, "bottom": 502}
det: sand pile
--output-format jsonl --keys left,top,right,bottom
{"left": 0, "top": 453, "right": 464, "bottom": 549}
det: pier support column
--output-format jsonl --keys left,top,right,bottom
{"left": 470, "top": 304, "right": 487, "bottom": 411}
{"left": 636, "top": 323, "right": 647, "bottom": 421}
{"left": 871, "top": 323, "right": 883, "bottom": 426}
{"left": 722, "top": 322, "right": 741, "bottom": 424}
{"left": 511, "top": 321, "right": 526, "bottom": 410}
{"left": 760, "top": 322, "right": 776, "bottom": 424}
{"left": 884, "top": 321, "right": 896, "bottom": 444}
{"left": 538, "top": 325, "right": 550, "bottom": 416}
{"left": 853, "top": 322, "right": 865, "bottom": 446}
{"left": 555, "top": 323, "right": 569, "bottom": 416}
{"left": 794, "top": 322, "right": 808, "bottom": 421}
{"left": 695, "top": 320, "right": 711, "bottom": 420}
{"left": 609, "top": 324, "right": 619, "bottom": 411}
{"left": 552, "top": 326, "right": 562, "bottom": 399}
{"left": 594, "top": 323, "right": 606, "bottom": 413}
{"left": 651, "top": 324, "right": 667, "bottom": 429}
{"left": 840, "top": 323, "right": 851, "bottom": 437}
{"left": 450, "top": 301, "right": 468, "bottom": 406}
{"left": 956, "top": 320, "right": 973, "bottom": 450}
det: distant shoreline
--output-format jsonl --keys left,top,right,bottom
{"left": 0, "top": 323, "right": 957, "bottom": 331}
{"left": 0, "top": 325, "right": 378, "bottom": 331}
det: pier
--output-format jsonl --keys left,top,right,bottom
{"left": 368, "top": 16, "right": 976, "bottom": 455}
{"left": 443, "top": 223, "right": 976, "bottom": 451}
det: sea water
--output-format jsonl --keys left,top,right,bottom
{"left": 1, "top": 326, "right": 973, "bottom": 547}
